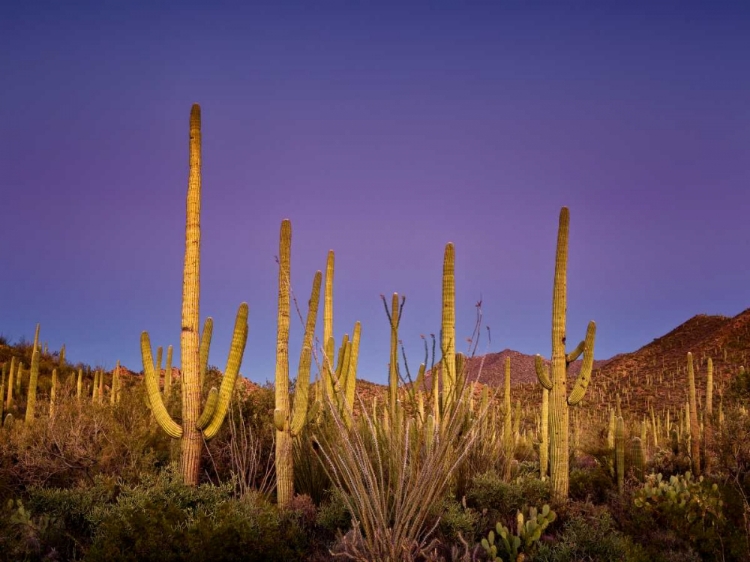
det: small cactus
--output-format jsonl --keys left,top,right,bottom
{"left": 481, "top": 504, "right": 556, "bottom": 562}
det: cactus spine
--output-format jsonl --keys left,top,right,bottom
{"left": 273, "top": 219, "right": 322, "bottom": 508}
{"left": 140, "top": 104, "right": 248, "bottom": 486}
{"left": 535, "top": 207, "right": 597, "bottom": 502}
{"left": 687, "top": 352, "right": 700, "bottom": 476}
{"left": 25, "top": 349, "right": 40, "bottom": 425}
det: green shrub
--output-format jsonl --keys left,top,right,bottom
{"left": 533, "top": 503, "right": 651, "bottom": 562}
{"left": 568, "top": 467, "right": 615, "bottom": 504}
{"left": 467, "top": 471, "right": 550, "bottom": 525}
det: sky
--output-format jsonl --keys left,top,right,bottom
{"left": 1, "top": 1, "right": 749, "bottom": 385}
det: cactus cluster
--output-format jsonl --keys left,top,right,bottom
{"left": 481, "top": 504, "right": 557, "bottom": 562}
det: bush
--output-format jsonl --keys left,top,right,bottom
{"left": 533, "top": 503, "right": 651, "bottom": 562}
{"left": 568, "top": 467, "right": 615, "bottom": 504}
{"left": 467, "top": 470, "right": 550, "bottom": 530}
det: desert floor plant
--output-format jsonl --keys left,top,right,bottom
{"left": 314, "top": 379, "right": 486, "bottom": 561}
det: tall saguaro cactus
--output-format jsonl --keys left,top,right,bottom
{"left": 441, "top": 243, "right": 456, "bottom": 410}
{"left": 25, "top": 349, "right": 40, "bottom": 425}
{"left": 273, "top": 219, "right": 322, "bottom": 508}
{"left": 535, "top": 207, "right": 597, "bottom": 502}
{"left": 140, "top": 104, "right": 248, "bottom": 486}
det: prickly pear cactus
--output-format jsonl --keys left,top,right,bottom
{"left": 481, "top": 504, "right": 556, "bottom": 562}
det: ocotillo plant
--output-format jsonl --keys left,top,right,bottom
{"left": 25, "top": 349, "right": 40, "bottom": 425}
{"left": 140, "top": 104, "right": 248, "bottom": 486}
{"left": 535, "top": 207, "right": 597, "bottom": 502}
{"left": 384, "top": 292, "right": 403, "bottom": 420}
{"left": 687, "top": 352, "right": 700, "bottom": 476}
{"left": 273, "top": 219, "right": 322, "bottom": 508}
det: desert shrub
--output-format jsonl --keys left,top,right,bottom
{"left": 466, "top": 470, "right": 550, "bottom": 529}
{"left": 84, "top": 468, "right": 308, "bottom": 561}
{"left": 203, "top": 382, "right": 275, "bottom": 494}
{"left": 436, "top": 497, "right": 479, "bottom": 545}
{"left": 568, "top": 466, "right": 615, "bottom": 504}
{"left": 0, "top": 498, "right": 68, "bottom": 562}
{"left": 532, "top": 503, "right": 651, "bottom": 562}
{"left": 632, "top": 472, "right": 728, "bottom": 560}
{"left": 25, "top": 476, "right": 119, "bottom": 557}
{"left": 316, "top": 487, "right": 352, "bottom": 536}
{"left": 1, "top": 387, "right": 164, "bottom": 491}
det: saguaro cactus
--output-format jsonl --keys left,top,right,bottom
{"left": 273, "top": 219, "right": 322, "bottom": 508}
{"left": 687, "top": 352, "right": 700, "bottom": 476}
{"left": 5, "top": 357, "right": 15, "bottom": 411}
{"left": 25, "top": 349, "right": 40, "bottom": 425}
{"left": 441, "top": 243, "right": 456, "bottom": 409}
{"left": 615, "top": 415, "right": 625, "bottom": 494}
{"left": 140, "top": 104, "right": 248, "bottom": 486}
{"left": 322, "top": 250, "right": 335, "bottom": 400}
{"left": 535, "top": 207, "right": 597, "bottom": 502}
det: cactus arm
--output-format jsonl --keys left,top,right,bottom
{"left": 196, "top": 387, "right": 218, "bottom": 430}
{"left": 199, "top": 317, "right": 213, "bottom": 389}
{"left": 323, "top": 250, "right": 335, "bottom": 398}
{"left": 141, "top": 332, "right": 182, "bottom": 438}
{"left": 567, "top": 321, "right": 596, "bottom": 406}
{"left": 323, "top": 336, "right": 336, "bottom": 401}
{"left": 565, "top": 339, "right": 585, "bottom": 363}
{"left": 344, "top": 321, "right": 361, "bottom": 412}
{"left": 535, "top": 355, "right": 552, "bottom": 390}
{"left": 202, "top": 302, "right": 248, "bottom": 439}
{"left": 290, "top": 272, "right": 322, "bottom": 437}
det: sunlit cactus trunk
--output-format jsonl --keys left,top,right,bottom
{"left": 273, "top": 219, "right": 321, "bottom": 508}
{"left": 50, "top": 368, "right": 58, "bottom": 418}
{"left": 535, "top": 207, "right": 596, "bottom": 502}
{"left": 274, "top": 219, "right": 293, "bottom": 507}
{"left": 5, "top": 357, "right": 15, "bottom": 412}
{"left": 322, "top": 250, "right": 335, "bottom": 401}
{"left": 25, "top": 349, "right": 40, "bottom": 425}
{"left": 441, "top": 243, "right": 456, "bottom": 410}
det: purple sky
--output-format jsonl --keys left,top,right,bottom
{"left": 2, "top": 2, "right": 749, "bottom": 385}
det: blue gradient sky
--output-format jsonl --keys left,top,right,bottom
{"left": 2, "top": 2, "right": 749, "bottom": 384}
